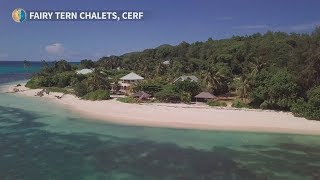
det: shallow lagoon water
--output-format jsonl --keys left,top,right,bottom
{"left": 1, "top": 90, "right": 320, "bottom": 179}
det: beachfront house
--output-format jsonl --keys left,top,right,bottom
{"left": 117, "top": 72, "right": 144, "bottom": 94}
{"left": 76, "top": 68, "right": 94, "bottom": 75}
{"left": 195, "top": 92, "right": 216, "bottom": 102}
{"left": 173, "top": 75, "right": 199, "bottom": 83}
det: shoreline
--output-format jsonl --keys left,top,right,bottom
{"left": 3, "top": 83, "right": 320, "bottom": 136}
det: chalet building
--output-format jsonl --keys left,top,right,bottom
{"left": 173, "top": 75, "right": 199, "bottom": 83}
{"left": 113, "top": 72, "right": 144, "bottom": 94}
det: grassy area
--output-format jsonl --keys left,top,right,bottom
{"left": 231, "top": 99, "right": 250, "bottom": 108}
{"left": 207, "top": 100, "right": 227, "bottom": 107}
{"left": 117, "top": 97, "right": 139, "bottom": 103}
{"left": 82, "top": 89, "right": 110, "bottom": 101}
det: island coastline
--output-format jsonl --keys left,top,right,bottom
{"left": 3, "top": 82, "right": 320, "bottom": 136}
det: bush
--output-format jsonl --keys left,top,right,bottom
{"left": 174, "top": 81, "right": 201, "bottom": 97}
{"left": 79, "top": 59, "right": 95, "bottom": 69}
{"left": 307, "top": 86, "right": 320, "bottom": 108}
{"left": 133, "top": 80, "right": 164, "bottom": 95}
{"left": 73, "top": 82, "right": 89, "bottom": 97}
{"left": 51, "top": 72, "right": 74, "bottom": 88}
{"left": 180, "top": 92, "right": 191, "bottom": 104}
{"left": 82, "top": 89, "right": 110, "bottom": 101}
{"left": 53, "top": 60, "right": 72, "bottom": 73}
{"left": 207, "top": 100, "right": 227, "bottom": 107}
{"left": 232, "top": 99, "right": 249, "bottom": 108}
{"left": 291, "top": 100, "right": 320, "bottom": 120}
{"left": 250, "top": 70, "right": 299, "bottom": 110}
{"left": 26, "top": 71, "right": 74, "bottom": 89}
{"left": 291, "top": 98, "right": 309, "bottom": 117}
{"left": 26, "top": 76, "right": 51, "bottom": 89}
{"left": 117, "top": 97, "right": 139, "bottom": 103}
{"left": 291, "top": 86, "right": 320, "bottom": 120}
{"left": 155, "top": 86, "right": 181, "bottom": 103}
{"left": 70, "top": 74, "right": 87, "bottom": 86}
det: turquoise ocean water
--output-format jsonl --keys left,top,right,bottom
{"left": 0, "top": 61, "right": 42, "bottom": 84}
{"left": 0, "top": 61, "right": 320, "bottom": 179}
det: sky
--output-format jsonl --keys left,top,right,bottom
{"left": 1, "top": 0, "right": 320, "bottom": 61}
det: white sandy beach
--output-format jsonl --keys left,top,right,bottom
{"left": 4, "top": 83, "right": 320, "bottom": 135}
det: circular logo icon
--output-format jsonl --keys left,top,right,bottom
{"left": 12, "top": 8, "right": 26, "bottom": 23}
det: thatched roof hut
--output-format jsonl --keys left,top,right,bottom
{"left": 195, "top": 92, "right": 216, "bottom": 102}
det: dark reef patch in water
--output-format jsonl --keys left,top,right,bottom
{"left": 94, "top": 142, "right": 258, "bottom": 179}
{"left": 0, "top": 105, "right": 320, "bottom": 179}
{"left": 279, "top": 143, "right": 320, "bottom": 154}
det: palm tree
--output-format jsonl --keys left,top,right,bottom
{"left": 155, "top": 62, "right": 166, "bottom": 76}
{"left": 40, "top": 59, "right": 52, "bottom": 75}
{"left": 235, "top": 75, "right": 251, "bottom": 103}
{"left": 201, "top": 67, "right": 224, "bottom": 93}
{"left": 142, "top": 62, "right": 153, "bottom": 78}
{"left": 250, "top": 56, "right": 266, "bottom": 77}
{"left": 54, "top": 60, "right": 71, "bottom": 72}
{"left": 87, "top": 69, "right": 110, "bottom": 91}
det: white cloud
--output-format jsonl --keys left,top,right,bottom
{"left": 45, "top": 43, "right": 65, "bottom": 54}
{"left": 232, "top": 24, "right": 269, "bottom": 30}
{"left": 216, "top": 17, "right": 233, "bottom": 21}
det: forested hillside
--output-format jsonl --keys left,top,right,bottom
{"left": 27, "top": 28, "right": 320, "bottom": 120}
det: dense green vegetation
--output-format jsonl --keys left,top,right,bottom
{"left": 134, "top": 80, "right": 200, "bottom": 103}
{"left": 291, "top": 86, "right": 320, "bottom": 119}
{"left": 26, "top": 60, "right": 111, "bottom": 100}
{"left": 83, "top": 89, "right": 110, "bottom": 101}
{"left": 27, "top": 28, "right": 320, "bottom": 120}
{"left": 232, "top": 99, "right": 250, "bottom": 109}
{"left": 207, "top": 100, "right": 227, "bottom": 107}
